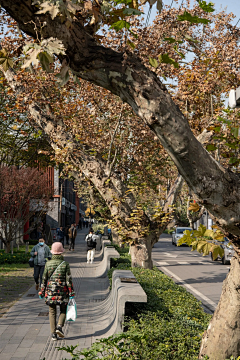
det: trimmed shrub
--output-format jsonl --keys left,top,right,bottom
{"left": 0, "top": 252, "right": 30, "bottom": 264}
{"left": 58, "top": 244, "right": 211, "bottom": 360}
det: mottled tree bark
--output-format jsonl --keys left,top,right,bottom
{"left": 130, "top": 234, "right": 155, "bottom": 269}
{"left": 2, "top": 3, "right": 240, "bottom": 354}
{"left": 199, "top": 255, "right": 240, "bottom": 359}
{"left": 1, "top": 1, "right": 240, "bottom": 239}
{"left": 3, "top": 66, "right": 165, "bottom": 268}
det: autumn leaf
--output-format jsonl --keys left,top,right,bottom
{"left": 188, "top": 202, "right": 200, "bottom": 212}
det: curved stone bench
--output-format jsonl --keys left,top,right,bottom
{"left": 94, "top": 239, "right": 112, "bottom": 261}
{"left": 86, "top": 270, "right": 147, "bottom": 338}
{"left": 95, "top": 234, "right": 101, "bottom": 251}
{"left": 94, "top": 246, "right": 120, "bottom": 278}
{"left": 108, "top": 269, "right": 147, "bottom": 334}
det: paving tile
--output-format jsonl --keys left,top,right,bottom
{"left": 0, "top": 325, "right": 9, "bottom": 336}
{"left": 0, "top": 229, "right": 114, "bottom": 360}
{"left": 8, "top": 337, "right": 25, "bottom": 344}
{"left": 19, "top": 339, "right": 35, "bottom": 348}
{"left": 1, "top": 343, "right": 19, "bottom": 354}
{"left": 0, "top": 353, "right": 14, "bottom": 360}
{"left": 11, "top": 347, "right": 30, "bottom": 357}
{"left": 25, "top": 352, "right": 42, "bottom": 360}
{"left": 29, "top": 343, "right": 46, "bottom": 353}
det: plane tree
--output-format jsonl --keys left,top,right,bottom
{"left": 1, "top": 1, "right": 240, "bottom": 357}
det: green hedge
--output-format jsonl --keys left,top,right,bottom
{"left": 58, "top": 244, "right": 211, "bottom": 360}
{"left": 0, "top": 252, "right": 30, "bottom": 264}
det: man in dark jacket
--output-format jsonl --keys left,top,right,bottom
{"left": 30, "top": 237, "right": 52, "bottom": 290}
{"left": 68, "top": 224, "right": 77, "bottom": 251}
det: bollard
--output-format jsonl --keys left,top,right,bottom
{"left": 17, "top": 244, "right": 19, "bottom": 251}
{"left": 25, "top": 242, "right": 29, "bottom": 253}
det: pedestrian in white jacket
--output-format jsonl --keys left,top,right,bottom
{"left": 85, "top": 229, "right": 97, "bottom": 263}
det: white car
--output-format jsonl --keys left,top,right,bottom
{"left": 210, "top": 237, "right": 233, "bottom": 265}
{"left": 172, "top": 227, "right": 192, "bottom": 246}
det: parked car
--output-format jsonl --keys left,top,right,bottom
{"left": 210, "top": 237, "right": 233, "bottom": 265}
{"left": 172, "top": 227, "right": 192, "bottom": 246}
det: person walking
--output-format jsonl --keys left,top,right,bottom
{"left": 85, "top": 229, "right": 97, "bottom": 263}
{"left": 68, "top": 224, "right": 77, "bottom": 251}
{"left": 65, "top": 225, "right": 70, "bottom": 246}
{"left": 57, "top": 226, "right": 65, "bottom": 246}
{"left": 38, "top": 242, "right": 75, "bottom": 341}
{"left": 30, "top": 237, "right": 52, "bottom": 290}
{"left": 78, "top": 217, "right": 82, "bottom": 230}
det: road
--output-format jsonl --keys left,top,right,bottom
{"left": 152, "top": 234, "right": 230, "bottom": 313}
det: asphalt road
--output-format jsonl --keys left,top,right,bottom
{"left": 152, "top": 234, "right": 230, "bottom": 314}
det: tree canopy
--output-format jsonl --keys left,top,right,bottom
{"left": 0, "top": 2, "right": 240, "bottom": 356}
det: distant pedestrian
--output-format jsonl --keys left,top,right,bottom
{"left": 38, "top": 242, "right": 75, "bottom": 341}
{"left": 78, "top": 217, "right": 82, "bottom": 230}
{"left": 68, "top": 224, "right": 77, "bottom": 251}
{"left": 30, "top": 237, "right": 52, "bottom": 290}
{"left": 85, "top": 229, "right": 97, "bottom": 264}
{"left": 57, "top": 226, "right": 65, "bottom": 246}
{"left": 65, "top": 225, "right": 70, "bottom": 246}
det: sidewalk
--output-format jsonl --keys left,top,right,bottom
{"left": 0, "top": 228, "right": 111, "bottom": 360}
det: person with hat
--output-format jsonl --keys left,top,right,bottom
{"left": 38, "top": 242, "right": 75, "bottom": 341}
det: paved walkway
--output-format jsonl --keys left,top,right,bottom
{"left": 0, "top": 228, "right": 111, "bottom": 360}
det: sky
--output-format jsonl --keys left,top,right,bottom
{"left": 148, "top": 0, "right": 240, "bottom": 25}
{"left": 143, "top": 0, "right": 239, "bottom": 104}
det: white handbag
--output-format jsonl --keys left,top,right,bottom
{"left": 66, "top": 298, "right": 77, "bottom": 321}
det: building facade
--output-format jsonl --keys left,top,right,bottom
{"left": 46, "top": 168, "right": 86, "bottom": 231}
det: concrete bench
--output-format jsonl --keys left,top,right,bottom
{"left": 95, "top": 235, "right": 101, "bottom": 251}
{"left": 94, "top": 239, "right": 112, "bottom": 261}
{"left": 88, "top": 270, "right": 147, "bottom": 337}
{"left": 95, "top": 234, "right": 110, "bottom": 251}
{"left": 95, "top": 246, "right": 120, "bottom": 277}
{"left": 108, "top": 269, "right": 147, "bottom": 333}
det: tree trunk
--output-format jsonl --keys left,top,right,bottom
{"left": 2, "top": 67, "right": 184, "bottom": 270}
{"left": 199, "top": 255, "right": 240, "bottom": 359}
{"left": 5, "top": 240, "right": 11, "bottom": 254}
{"left": 130, "top": 237, "right": 153, "bottom": 269}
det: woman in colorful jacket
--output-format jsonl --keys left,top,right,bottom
{"left": 38, "top": 242, "right": 75, "bottom": 341}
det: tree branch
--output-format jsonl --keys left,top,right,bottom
{"left": 1, "top": 1, "right": 240, "bottom": 237}
{"left": 106, "top": 103, "right": 123, "bottom": 177}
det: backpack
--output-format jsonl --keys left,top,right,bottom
{"left": 87, "top": 235, "right": 94, "bottom": 248}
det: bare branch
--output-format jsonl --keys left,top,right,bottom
{"left": 106, "top": 103, "right": 123, "bottom": 176}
